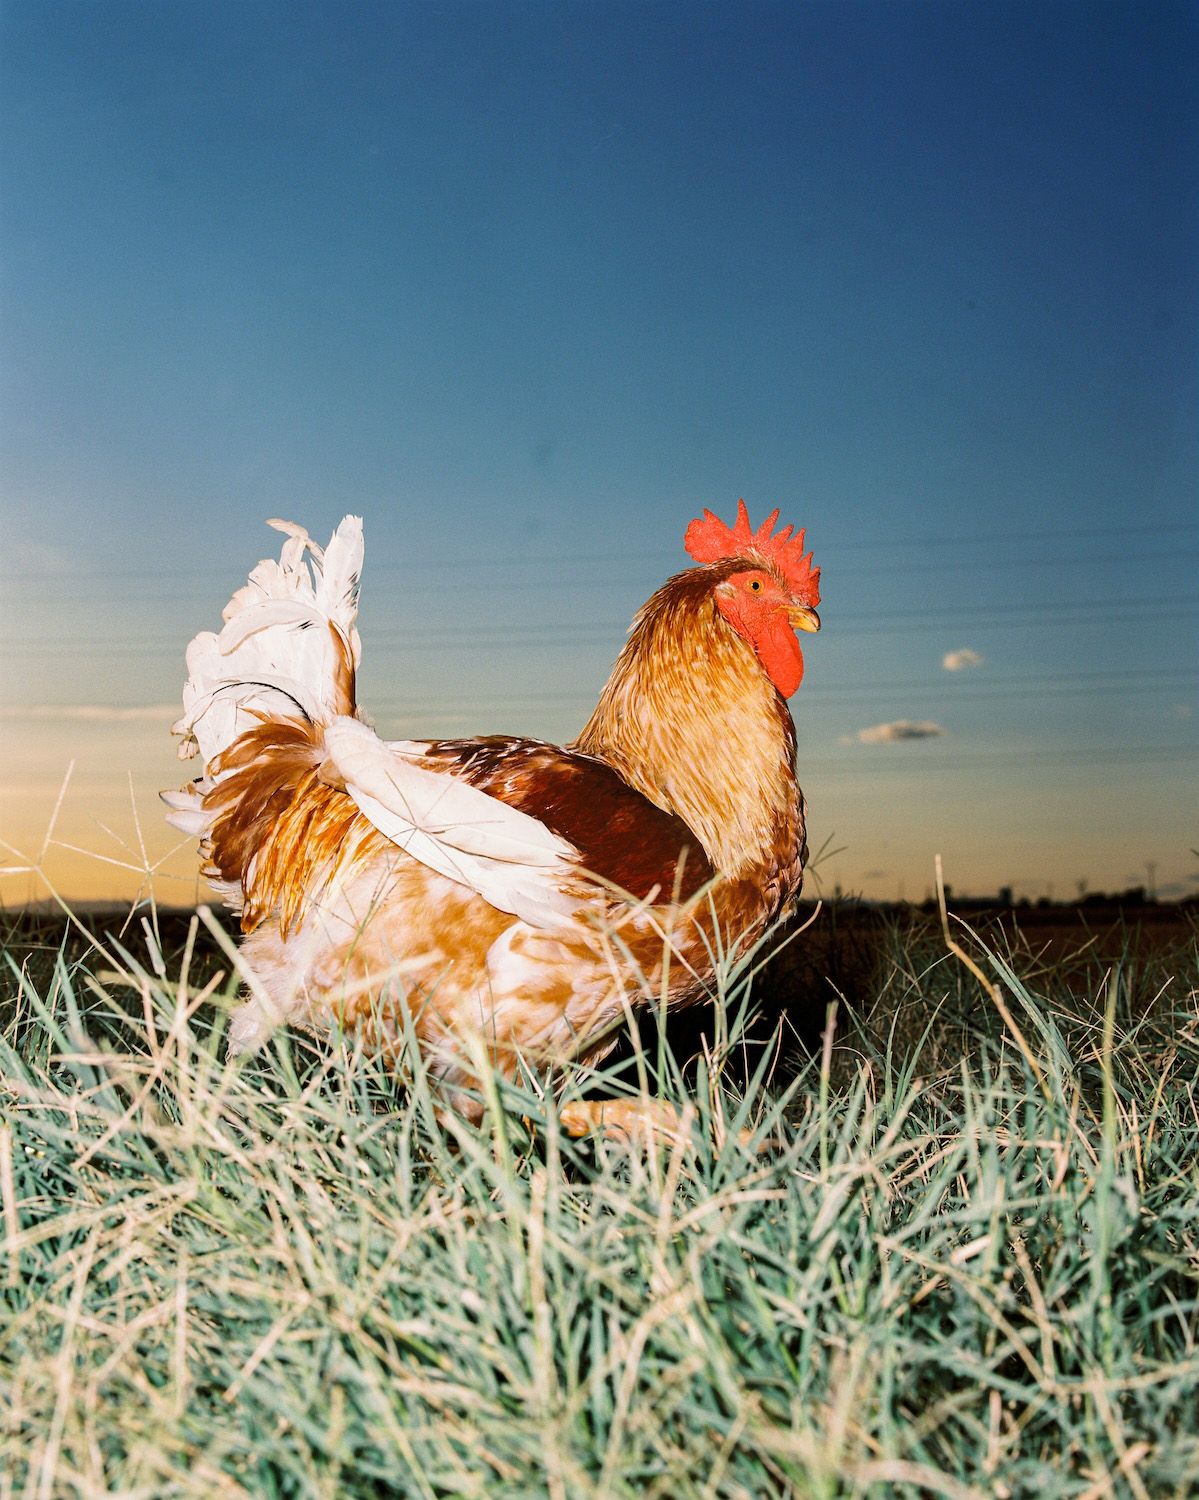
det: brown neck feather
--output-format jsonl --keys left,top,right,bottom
{"left": 572, "top": 566, "right": 801, "bottom": 877}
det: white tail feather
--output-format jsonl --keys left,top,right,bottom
{"left": 171, "top": 516, "right": 363, "bottom": 768}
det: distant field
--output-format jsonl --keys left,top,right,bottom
{"left": 1, "top": 900, "right": 1197, "bottom": 1496}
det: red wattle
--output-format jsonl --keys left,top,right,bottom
{"left": 757, "top": 611, "right": 804, "bottom": 697}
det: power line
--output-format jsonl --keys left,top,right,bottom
{"left": 4, "top": 594, "right": 1197, "bottom": 655}
{"left": 2, "top": 519, "right": 1194, "bottom": 583}
{"left": 825, "top": 520, "right": 1198, "bottom": 553}
{"left": 799, "top": 679, "right": 1197, "bottom": 704}
{"left": 800, "top": 745, "right": 1199, "bottom": 774}
{"left": 4, "top": 670, "right": 1191, "bottom": 723}
{"left": 834, "top": 667, "right": 1196, "bottom": 690}
{"left": 366, "top": 685, "right": 1195, "bottom": 717}
{"left": 316, "top": 548, "right": 1199, "bottom": 580}
{"left": 358, "top": 667, "right": 1195, "bottom": 709}
{"left": 6, "top": 547, "right": 1197, "bottom": 608}
{"left": 807, "top": 594, "right": 1199, "bottom": 624}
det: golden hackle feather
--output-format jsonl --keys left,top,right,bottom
{"left": 574, "top": 562, "right": 802, "bottom": 882}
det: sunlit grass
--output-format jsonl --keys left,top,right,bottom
{"left": 1, "top": 903, "right": 1197, "bottom": 1497}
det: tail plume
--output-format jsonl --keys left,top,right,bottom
{"left": 171, "top": 515, "right": 363, "bottom": 768}
{"left": 163, "top": 516, "right": 367, "bottom": 917}
{"left": 166, "top": 513, "right": 578, "bottom": 935}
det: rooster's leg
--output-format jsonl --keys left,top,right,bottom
{"left": 557, "top": 1097, "right": 763, "bottom": 1151}
{"left": 558, "top": 1096, "right": 689, "bottom": 1148}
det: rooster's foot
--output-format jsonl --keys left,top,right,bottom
{"left": 558, "top": 1097, "right": 764, "bottom": 1151}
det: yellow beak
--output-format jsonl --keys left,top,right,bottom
{"left": 787, "top": 605, "right": 821, "bottom": 633}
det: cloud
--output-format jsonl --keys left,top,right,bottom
{"left": 943, "top": 648, "right": 985, "bottom": 672}
{"left": 857, "top": 720, "right": 947, "bottom": 744}
{"left": 0, "top": 705, "right": 177, "bottom": 723}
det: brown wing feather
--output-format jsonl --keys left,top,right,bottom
{"left": 416, "top": 737, "right": 715, "bottom": 902}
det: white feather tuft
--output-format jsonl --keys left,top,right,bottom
{"left": 160, "top": 785, "right": 211, "bottom": 837}
{"left": 322, "top": 717, "right": 579, "bottom": 929}
{"left": 171, "top": 515, "right": 364, "bottom": 771}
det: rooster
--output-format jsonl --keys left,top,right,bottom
{"left": 164, "top": 502, "right": 821, "bottom": 1133}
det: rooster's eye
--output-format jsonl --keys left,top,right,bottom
{"left": 749, "top": 578, "right": 762, "bottom": 592}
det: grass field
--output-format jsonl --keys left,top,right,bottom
{"left": 1, "top": 900, "right": 1197, "bottom": 1498}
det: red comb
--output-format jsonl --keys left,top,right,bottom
{"left": 684, "top": 499, "right": 821, "bottom": 606}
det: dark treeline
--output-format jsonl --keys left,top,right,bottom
{"left": 3, "top": 894, "right": 1193, "bottom": 1082}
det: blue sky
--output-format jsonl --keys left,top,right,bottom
{"left": 1, "top": 0, "right": 1195, "bottom": 904}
